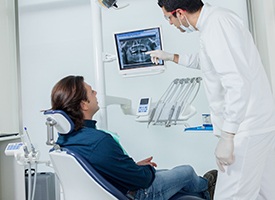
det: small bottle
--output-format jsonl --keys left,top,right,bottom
{"left": 202, "top": 113, "right": 211, "bottom": 125}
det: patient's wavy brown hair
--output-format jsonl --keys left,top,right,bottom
{"left": 51, "top": 75, "right": 88, "bottom": 131}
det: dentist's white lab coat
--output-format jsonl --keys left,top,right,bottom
{"left": 178, "top": 3, "right": 275, "bottom": 199}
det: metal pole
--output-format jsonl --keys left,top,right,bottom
{"left": 246, "top": 0, "right": 256, "bottom": 40}
{"left": 90, "top": 0, "right": 108, "bottom": 129}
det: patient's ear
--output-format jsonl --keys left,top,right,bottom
{"left": 80, "top": 100, "right": 89, "bottom": 111}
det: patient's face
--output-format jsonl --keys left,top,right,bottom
{"left": 84, "top": 82, "right": 99, "bottom": 117}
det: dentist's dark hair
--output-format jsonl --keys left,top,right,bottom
{"left": 158, "top": 0, "right": 204, "bottom": 17}
{"left": 51, "top": 75, "right": 88, "bottom": 130}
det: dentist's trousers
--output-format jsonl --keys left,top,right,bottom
{"left": 214, "top": 130, "right": 275, "bottom": 200}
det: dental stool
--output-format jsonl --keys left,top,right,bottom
{"left": 44, "top": 110, "right": 204, "bottom": 200}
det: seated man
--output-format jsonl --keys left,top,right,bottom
{"left": 50, "top": 75, "right": 217, "bottom": 200}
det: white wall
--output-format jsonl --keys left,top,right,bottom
{"left": 248, "top": 0, "right": 275, "bottom": 95}
{"left": 0, "top": 0, "right": 19, "bottom": 133}
{"left": 18, "top": 0, "right": 248, "bottom": 174}
{"left": 0, "top": 1, "right": 25, "bottom": 199}
{"left": 18, "top": 0, "right": 95, "bottom": 171}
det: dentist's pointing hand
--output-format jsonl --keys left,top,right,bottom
{"left": 146, "top": 50, "right": 174, "bottom": 65}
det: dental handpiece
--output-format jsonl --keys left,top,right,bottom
{"left": 24, "top": 127, "right": 36, "bottom": 153}
{"left": 187, "top": 77, "right": 202, "bottom": 104}
{"left": 174, "top": 78, "right": 193, "bottom": 123}
{"left": 147, "top": 107, "right": 156, "bottom": 127}
{"left": 174, "top": 78, "right": 199, "bottom": 123}
{"left": 174, "top": 105, "right": 182, "bottom": 125}
{"left": 165, "top": 104, "right": 176, "bottom": 127}
{"left": 165, "top": 80, "right": 186, "bottom": 127}
{"left": 153, "top": 79, "right": 180, "bottom": 125}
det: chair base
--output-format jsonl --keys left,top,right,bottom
{"left": 170, "top": 194, "right": 204, "bottom": 200}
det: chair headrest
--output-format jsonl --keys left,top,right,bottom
{"left": 44, "top": 110, "right": 74, "bottom": 134}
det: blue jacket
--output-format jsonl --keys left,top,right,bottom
{"left": 56, "top": 120, "right": 155, "bottom": 194}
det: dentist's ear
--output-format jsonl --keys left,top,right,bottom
{"left": 175, "top": 9, "right": 185, "bottom": 19}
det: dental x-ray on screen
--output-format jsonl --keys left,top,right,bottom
{"left": 114, "top": 27, "right": 165, "bottom": 77}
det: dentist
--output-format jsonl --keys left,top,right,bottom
{"left": 146, "top": 0, "right": 275, "bottom": 199}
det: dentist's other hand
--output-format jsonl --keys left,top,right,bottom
{"left": 146, "top": 50, "right": 174, "bottom": 65}
{"left": 215, "top": 131, "right": 235, "bottom": 172}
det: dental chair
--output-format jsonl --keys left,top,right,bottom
{"left": 44, "top": 110, "right": 204, "bottom": 200}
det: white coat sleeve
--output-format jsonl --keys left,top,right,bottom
{"left": 178, "top": 52, "right": 200, "bottom": 70}
{"left": 204, "top": 14, "right": 251, "bottom": 133}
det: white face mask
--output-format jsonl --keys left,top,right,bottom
{"left": 177, "top": 15, "right": 196, "bottom": 33}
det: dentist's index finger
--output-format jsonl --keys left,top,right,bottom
{"left": 145, "top": 50, "right": 154, "bottom": 55}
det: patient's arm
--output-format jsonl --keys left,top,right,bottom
{"left": 137, "top": 156, "right": 157, "bottom": 167}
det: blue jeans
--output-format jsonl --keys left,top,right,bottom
{"left": 133, "top": 165, "right": 210, "bottom": 200}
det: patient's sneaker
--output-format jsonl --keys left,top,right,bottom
{"left": 203, "top": 170, "right": 218, "bottom": 200}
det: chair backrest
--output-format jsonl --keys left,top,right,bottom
{"left": 44, "top": 110, "right": 128, "bottom": 200}
{"left": 49, "top": 148, "right": 128, "bottom": 200}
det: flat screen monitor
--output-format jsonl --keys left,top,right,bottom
{"left": 114, "top": 26, "right": 165, "bottom": 77}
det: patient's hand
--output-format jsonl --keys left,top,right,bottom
{"left": 137, "top": 156, "right": 157, "bottom": 167}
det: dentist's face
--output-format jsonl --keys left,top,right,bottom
{"left": 162, "top": 7, "right": 185, "bottom": 33}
